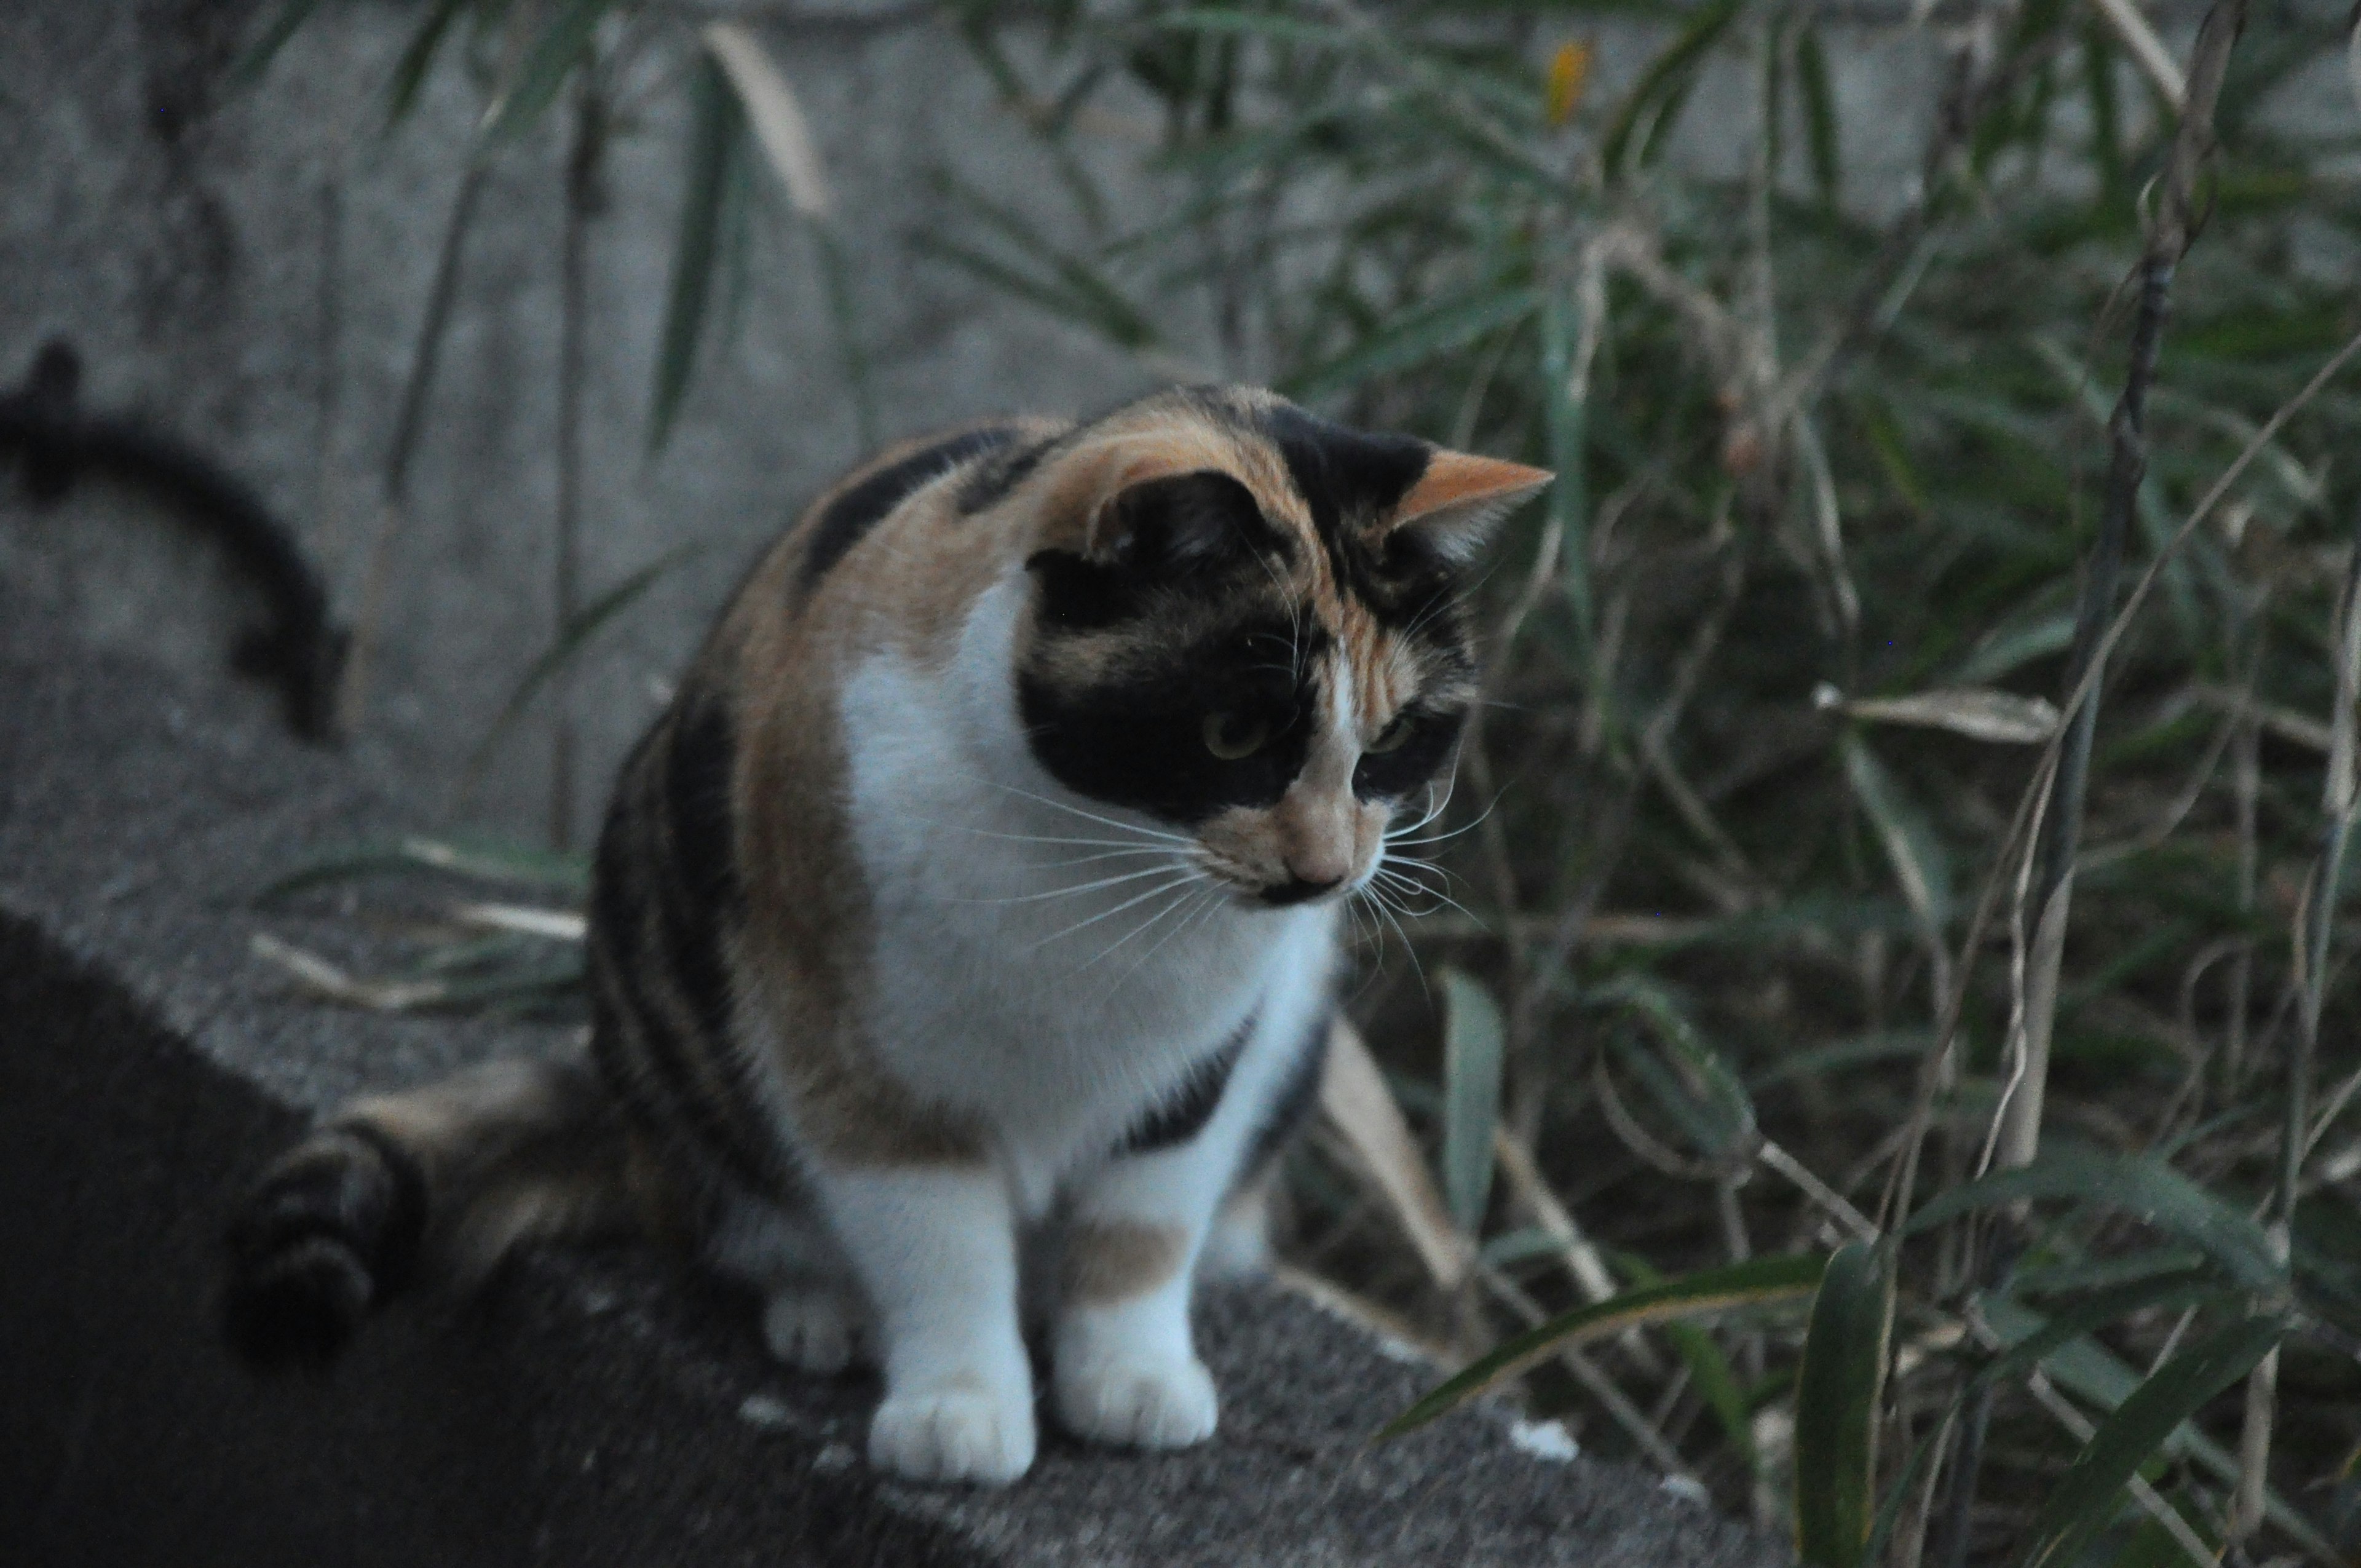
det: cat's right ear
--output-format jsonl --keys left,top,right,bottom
{"left": 1029, "top": 431, "right": 1254, "bottom": 566}
{"left": 1090, "top": 470, "right": 1268, "bottom": 572}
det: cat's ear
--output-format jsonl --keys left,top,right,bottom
{"left": 1035, "top": 432, "right": 1263, "bottom": 565}
{"left": 1093, "top": 470, "right": 1265, "bottom": 570}
{"left": 1386, "top": 451, "right": 1554, "bottom": 563}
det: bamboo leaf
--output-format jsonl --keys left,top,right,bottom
{"left": 255, "top": 835, "right": 591, "bottom": 904}
{"left": 233, "top": 0, "right": 325, "bottom": 87}
{"left": 2019, "top": 1316, "right": 2283, "bottom": 1568}
{"left": 1952, "top": 613, "right": 2078, "bottom": 684}
{"left": 703, "top": 23, "right": 836, "bottom": 220}
{"left": 1380, "top": 1253, "right": 1825, "bottom": 1439}
{"left": 1546, "top": 39, "right": 1593, "bottom": 127}
{"left": 1842, "top": 734, "right": 1953, "bottom": 938}
{"left": 1319, "top": 1018, "right": 1470, "bottom": 1291}
{"left": 1283, "top": 283, "right": 1538, "bottom": 403}
{"left": 649, "top": 55, "right": 747, "bottom": 453}
{"left": 457, "top": 544, "right": 704, "bottom": 799}
{"left": 1797, "top": 25, "right": 1840, "bottom": 207}
{"left": 1840, "top": 689, "right": 2060, "bottom": 746}
{"left": 1600, "top": 0, "right": 1746, "bottom": 181}
{"left": 1901, "top": 1147, "right": 2285, "bottom": 1293}
{"left": 1982, "top": 1297, "right": 2341, "bottom": 1561}
{"left": 1593, "top": 976, "right": 1756, "bottom": 1158}
{"left": 386, "top": 0, "right": 469, "bottom": 125}
{"left": 1439, "top": 968, "right": 1506, "bottom": 1235}
{"left": 487, "top": 0, "right": 611, "bottom": 141}
{"left": 1793, "top": 1241, "right": 1893, "bottom": 1568}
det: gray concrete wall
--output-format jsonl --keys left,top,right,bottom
{"left": 0, "top": 0, "right": 1171, "bottom": 844}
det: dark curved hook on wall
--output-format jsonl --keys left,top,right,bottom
{"left": 0, "top": 339, "right": 349, "bottom": 743}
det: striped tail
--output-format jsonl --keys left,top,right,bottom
{"left": 222, "top": 1051, "right": 633, "bottom": 1370}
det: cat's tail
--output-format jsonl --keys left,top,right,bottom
{"left": 221, "top": 1050, "right": 638, "bottom": 1370}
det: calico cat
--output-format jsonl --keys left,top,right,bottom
{"left": 223, "top": 385, "right": 1548, "bottom": 1486}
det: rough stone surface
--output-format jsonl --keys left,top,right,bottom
{"left": 0, "top": 590, "right": 1792, "bottom": 1564}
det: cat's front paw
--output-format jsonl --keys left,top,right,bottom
{"left": 869, "top": 1382, "right": 1038, "bottom": 1486}
{"left": 1054, "top": 1353, "right": 1219, "bottom": 1449}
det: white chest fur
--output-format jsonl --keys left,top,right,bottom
{"left": 834, "top": 572, "right": 1335, "bottom": 1213}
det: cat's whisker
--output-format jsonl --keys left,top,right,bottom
{"left": 1358, "top": 884, "right": 1432, "bottom": 1001}
{"left": 965, "top": 778, "right": 1194, "bottom": 845}
{"left": 1029, "top": 868, "right": 1206, "bottom": 951}
{"left": 1097, "top": 879, "right": 1224, "bottom": 994}
{"left": 1376, "top": 858, "right": 1487, "bottom": 929}
{"left": 1077, "top": 873, "right": 1213, "bottom": 978}
{"left": 950, "top": 860, "right": 1192, "bottom": 907}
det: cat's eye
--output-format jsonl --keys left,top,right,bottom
{"left": 1365, "top": 714, "right": 1414, "bottom": 754}
{"left": 1203, "top": 710, "right": 1270, "bottom": 760}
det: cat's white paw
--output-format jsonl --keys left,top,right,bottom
{"left": 869, "top": 1383, "right": 1038, "bottom": 1486}
{"left": 762, "top": 1288, "right": 868, "bottom": 1374}
{"left": 1054, "top": 1353, "right": 1219, "bottom": 1449}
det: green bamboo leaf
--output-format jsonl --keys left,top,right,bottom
{"left": 255, "top": 836, "right": 590, "bottom": 903}
{"left": 232, "top": 0, "right": 325, "bottom": 87}
{"left": 1797, "top": 25, "right": 1840, "bottom": 208}
{"left": 1380, "top": 1253, "right": 1826, "bottom": 1439}
{"left": 1593, "top": 976, "right": 1756, "bottom": 1157}
{"left": 1747, "top": 1031, "right": 1934, "bottom": 1089}
{"left": 1438, "top": 968, "right": 1506, "bottom": 1236}
{"left": 2080, "top": 20, "right": 2125, "bottom": 210}
{"left": 1151, "top": 7, "right": 1359, "bottom": 50}
{"left": 1980, "top": 1273, "right": 2233, "bottom": 1395}
{"left": 2019, "top": 1316, "right": 2283, "bottom": 1568}
{"left": 457, "top": 544, "right": 705, "bottom": 799}
{"left": 1666, "top": 1320, "right": 1755, "bottom": 1463}
{"left": 386, "top": 0, "right": 470, "bottom": 125}
{"left": 1600, "top": 0, "right": 1746, "bottom": 181}
{"left": 487, "top": 0, "right": 611, "bottom": 140}
{"left": 1794, "top": 1241, "right": 1893, "bottom": 1568}
{"left": 1951, "top": 612, "right": 2076, "bottom": 684}
{"left": 1900, "top": 1147, "right": 2285, "bottom": 1293}
{"left": 1281, "top": 283, "right": 1538, "bottom": 403}
{"left": 1841, "top": 733, "right": 1952, "bottom": 935}
{"left": 649, "top": 55, "right": 747, "bottom": 453}
{"left": 921, "top": 180, "right": 1162, "bottom": 350}
{"left": 1540, "top": 284, "right": 1591, "bottom": 639}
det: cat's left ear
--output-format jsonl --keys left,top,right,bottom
{"left": 1386, "top": 451, "right": 1554, "bottom": 563}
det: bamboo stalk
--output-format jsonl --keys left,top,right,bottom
{"left": 1935, "top": 4, "right": 2251, "bottom": 1559}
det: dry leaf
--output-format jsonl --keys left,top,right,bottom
{"left": 452, "top": 901, "right": 587, "bottom": 941}
{"left": 1318, "top": 1016, "right": 1471, "bottom": 1289}
{"left": 702, "top": 23, "right": 834, "bottom": 221}
{"left": 1834, "top": 686, "right": 2060, "bottom": 745}
{"left": 1545, "top": 40, "right": 1592, "bottom": 128}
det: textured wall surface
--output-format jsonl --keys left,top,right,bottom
{"left": 0, "top": 0, "right": 1171, "bottom": 843}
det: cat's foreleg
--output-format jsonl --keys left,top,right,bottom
{"left": 815, "top": 1166, "right": 1037, "bottom": 1484}
{"left": 1050, "top": 1139, "right": 1232, "bottom": 1450}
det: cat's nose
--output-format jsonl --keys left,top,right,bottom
{"left": 1260, "top": 873, "right": 1343, "bottom": 906}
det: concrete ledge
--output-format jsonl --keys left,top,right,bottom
{"left": 0, "top": 588, "right": 1790, "bottom": 1567}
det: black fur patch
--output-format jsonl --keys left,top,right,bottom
{"left": 955, "top": 430, "right": 1061, "bottom": 514}
{"left": 1118, "top": 1008, "right": 1257, "bottom": 1155}
{"left": 588, "top": 712, "right": 783, "bottom": 1199}
{"left": 800, "top": 426, "right": 1018, "bottom": 592}
{"left": 1018, "top": 612, "right": 1324, "bottom": 825}
{"left": 221, "top": 1123, "right": 427, "bottom": 1370}
{"left": 1351, "top": 705, "right": 1466, "bottom": 802}
{"left": 1260, "top": 403, "right": 1463, "bottom": 634}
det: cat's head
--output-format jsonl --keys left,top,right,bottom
{"left": 1006, "top": 387, "right": 1549, "bottom": 908}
